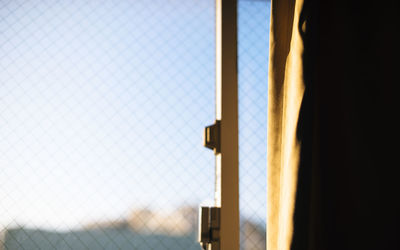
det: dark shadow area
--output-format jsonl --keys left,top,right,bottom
{"left": 292, "top": 1, "right": 400, "bottom": 249}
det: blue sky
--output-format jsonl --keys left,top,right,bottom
{"left": 0, "top": 0, "right": 270, "bottom": 230}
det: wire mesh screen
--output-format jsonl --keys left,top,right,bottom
{"left": 238, "top": 0, "right": 270, "bottom": 249}
{"left": 0, "top": 1, "right": 215, "bottom": 249}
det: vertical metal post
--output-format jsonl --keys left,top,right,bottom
{"left": 215, "top": 0, "right": 239, "bottom": 250}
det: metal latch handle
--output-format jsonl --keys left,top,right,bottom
{"left": 203, "top": 120, "right": 221, "bottom": 154}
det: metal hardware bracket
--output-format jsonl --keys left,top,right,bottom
{"left": 203, "top": 120, "right": 221, "bottom": 154}
{"left": 198, "top": 206, "right": 221, "bottom": 250}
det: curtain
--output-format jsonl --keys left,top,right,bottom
{"left": 267, "top": 0, "right": 305, "bottom": 249}
{"left": 267, "top": 0, "right": 400, "bottom": 249}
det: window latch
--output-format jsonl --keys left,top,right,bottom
{"left": 203, "top": 120, "right": 221, "bottom": 154}
{"left": 198, "top": 206, "right": 220, "bottom": 250}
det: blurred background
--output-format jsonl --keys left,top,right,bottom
{"left": 0, "top": 0, "right": 270, "bottom": 249}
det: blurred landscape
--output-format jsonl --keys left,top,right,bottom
{"left": 0, "top": 1, "right": 269, "bottom": 249}
{"left": 1, "top": 206, "right": 265, "bottom": 250}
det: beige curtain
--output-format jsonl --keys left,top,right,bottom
{"left": 267, "top": 0, "right": 305, "bottom": 249}
{"left": 267, "top": 0, "right": 400, "bottom": 249}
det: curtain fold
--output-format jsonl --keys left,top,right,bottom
{"left": 267, "top": 0, "right": 400, "bottom": 249}
{"left": 267, "top": 0, "right": 305, "bottom": 249}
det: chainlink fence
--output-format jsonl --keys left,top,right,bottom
{"left": 0, "top": 0, "right": 270, "bottom": 249}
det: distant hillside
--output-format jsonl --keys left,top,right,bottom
{"left": 1, "top": 227, "right": 200, "bottom": 250}
{"left": 1, "top": 206, "right": 265, "bottom": 250}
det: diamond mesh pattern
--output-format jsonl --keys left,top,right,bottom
{"left": 238, "top": 1, "right": 271, "bottom": 249}
{"left": 1, "top": 1, "right": 214, "bottom": 249}
{"left": 0, "top": 0, "right": 271, "bottom": 249}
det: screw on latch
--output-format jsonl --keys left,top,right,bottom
{"left": 203, "top": 120, "right": 221, "bottom": 154}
